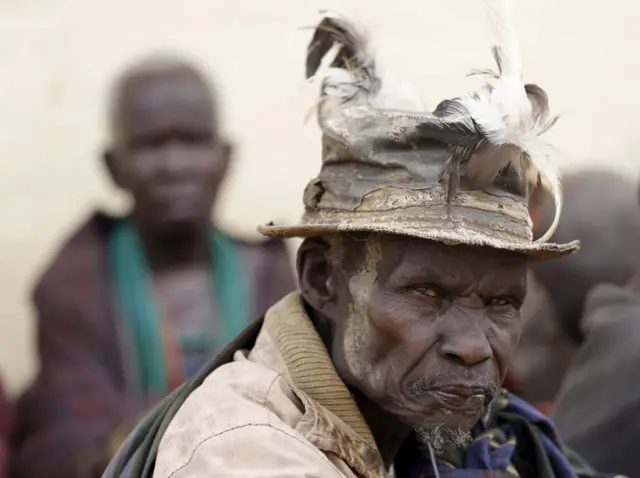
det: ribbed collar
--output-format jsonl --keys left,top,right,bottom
{"left": 262, "top": 292, "right": 386, "bottom": 476}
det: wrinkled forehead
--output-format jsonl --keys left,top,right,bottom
{"left": 378, "top": 235, "right": 528, "bottom": 290}
{"left": 117, "top": 72, "right": 215, "bottom": 136}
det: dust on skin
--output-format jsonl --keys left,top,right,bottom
{"left": 343, "top": 234, "right": 383, "bottom": 385}
{"left": 339, "top": 234, "right": 474, "bottom": 451}
{"left": 302, "top": 232, "right": 527, "bottom": 462}
{"left": 337, "top": 234, "right": 511, "bottom": 452}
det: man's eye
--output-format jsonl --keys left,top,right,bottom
{"left": 413, "top": 286, "right": 441, "bottom": 298}
{"left": 487, "top": 296, "right": 516, "bottom": 307}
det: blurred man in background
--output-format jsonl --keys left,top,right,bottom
{"left": 531, "top": 170, "right": 640, "bottom": 345}
{"left": 12, "top": 54, "right": 295, "bottom": 478}
{"left": 552, "top": 266, "right": 640, "bottom": 478}
{"left": 506, "top": 170, "right": 640, "bottom": 413}
{"left": 549, "top": 179, "right": 640, "bottom": 478}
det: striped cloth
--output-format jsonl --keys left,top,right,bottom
{"left": 398, "top": 391, "right": 618, "bottom": 478}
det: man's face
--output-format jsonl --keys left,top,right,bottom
{"left": 325, "top": 234, "right": 527, "bottom": 446}
{"left": 109, "top": 71, "right": 228, "bottom": 231}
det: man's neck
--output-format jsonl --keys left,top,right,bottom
{"left": 133, "top": 216, "right": 211, "bottom": 273}
{"left": 353, "top": 391, "right": 412, "bottom": 468}
{"left": 309, "top": 307, "right": 412, "bottom": 468}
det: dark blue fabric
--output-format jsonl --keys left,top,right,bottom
{"left": 404, "top": 391, "right": 578, "bottom": 478}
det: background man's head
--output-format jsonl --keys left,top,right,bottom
{"left": 297, "top": 232, "right": 528, "bottom": 451}
{"left": 531, "top": 170, "right": 640, "bottom": 343}
{"left": 104, "top": 54, "right": 230, "bottom": 234}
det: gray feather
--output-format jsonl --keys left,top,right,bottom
{"left": 467, "top": 144, "right": 525, "bottom": 190}
{"left": 440, "top": 149, "right": 465, "bottom": 205}
{"left": 414, "top": 100, "right": 485, "bottom": 149}
{"left": 306, "top": 16, "right": 372, "bottom": 77}
{"left": 525, "top": 83, "right": 559, "bottom": 135}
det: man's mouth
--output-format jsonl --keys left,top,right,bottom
{"left": 153, "top": 184, "right": 200, "bottom": 200}
{"left": 428, "top": 385, "right": 488, "bottom": 414}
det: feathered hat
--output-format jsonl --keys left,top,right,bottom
{"left": 259, "top": 0, "right": 579, "bottom": 259}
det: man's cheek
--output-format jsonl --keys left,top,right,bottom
{"left": 495, "top": 323, "right": 522, "bottom": 374}
{"left": 367, "top": 296, "right": 414, "bottom": 337}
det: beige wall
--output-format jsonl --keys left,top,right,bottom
{"left": 0, "top": 0, "right": 638, "bottom": 395}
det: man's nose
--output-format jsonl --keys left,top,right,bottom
{"left": 161, "top": 142, "right": 188, "bottom": 173}
{"left": 438, "top": 323, "right": 493, "bottom": 367}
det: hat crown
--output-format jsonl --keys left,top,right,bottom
{"left": 306, "top": 105, "right": 531, "bottom": 215}
{"left": 258, "top": 6, "right": 579, "bottom": 260}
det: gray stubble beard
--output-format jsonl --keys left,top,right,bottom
{"left": 415, "top": 424, "right": 473, "bottom": 453}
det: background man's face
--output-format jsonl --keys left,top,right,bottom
{"left": 112, "top": 71, "right": 228, "bottom": 231}
{"left": 326, "top": 234, "right": 527, "bottom": 447}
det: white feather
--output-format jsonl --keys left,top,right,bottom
{"left": 305, "top": 5, "right": 563, "bottom": 243}
{"left": 484, "top": 0, "right": 522, "bottom": 79}
{"left": 459, "top": 0, "right": 530, "bottom": 146}
{"left": 455, "top": 0, "right": 563, "bottom": 242}
{"left": 370, "top": 70, "right": 428, "bottom": 112}
{"left": 307, "top": 10, "right": 426, "bottom": 115}
{"left": 304, "top": 41, "right": 342, "bottom": 123}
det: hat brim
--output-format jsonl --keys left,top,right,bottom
{"left": 258, "top": 209, "right": 579, "bottom": 260}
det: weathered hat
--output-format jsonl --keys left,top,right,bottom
{"left": 259, "top": 1, "right": 579, "bottom": 259}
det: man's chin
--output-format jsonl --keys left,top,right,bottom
{"left": 393, "top": 397, "right": 486, "bottom": 433}
{"left": 152, "top": 208, "right": 206, "bottom": 230}
{"left": 149, "top": 197, "right": 208, "bottom": 223}
{"left": 414, "top": 423, "right": 474, "bottom": 452}
{"left": 413, "top": 408, "right": 481, "bottom": 434}
{"left": 379, "top": 394, "right": 484, "bottom": 433}
{"left": 405, "top": 402, "right": 483, "bottom": 452}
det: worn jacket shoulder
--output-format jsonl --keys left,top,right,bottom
{"left": 155, "top": 357, "right": 322, "bottom": 478}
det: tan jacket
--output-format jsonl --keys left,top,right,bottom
{"left": 154, "top": 293, "right": 388, "bottom": 478}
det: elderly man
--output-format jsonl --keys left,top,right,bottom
{"left": 13, "top": 55, "right": 295, "bottom": 478}
{"left": 104, "top": 7, "right": 617, "bottom": 478}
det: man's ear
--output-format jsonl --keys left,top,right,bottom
{"left": 103, "top": 148, "right": 125, "bottom": 189}
{"left": 297, "top": 238, "right": 337, "bottom": 314}
{"left": 216, "top": 139, "right": 233, "bottom": 178}
{"left": 222, "top": 139, "right": 233, "bottom": 161}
